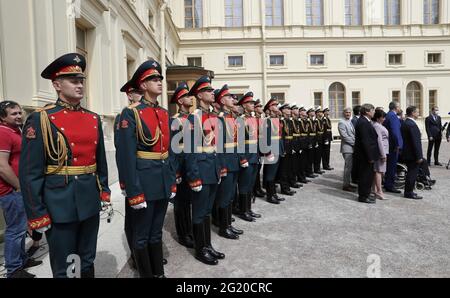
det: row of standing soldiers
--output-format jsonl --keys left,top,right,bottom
{"left": 20, "top": 53, "right": 332, "bottom": 278}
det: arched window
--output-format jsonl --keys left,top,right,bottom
{"left": 329, "top": 82, "right": 346, "bottom": 119}
{"left": 406, "top": 81, "right": 422, "bottom": 115}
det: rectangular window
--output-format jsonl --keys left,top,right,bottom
{"left": 310, "top": 54, "right": 325, "bottom": 66}
{"left": 388, "top": 53, "right": 403, "bottom": 65}
{"left": 271, "top": 93, "right": 285, "bottom": 104}
{"left": 314, "top": 92, "right": 323, "bottom": 107}
{"left": 225, "top": 0, "right": 243, "bottom": 27}
{"left": 306, "top": 0, "right": 324, "bottom": 26}
{"left": 269, "top": 55, "right": 285, "bottom": 66}
{"left": 266, "top": 0, "right": 284, "bottom": 26}
{"left": 427, "top": 53, "right": 441, "bottom": 64}
{"left": 349, "top": 54, "right": 364, "bottom": 65}
{"left": 424, "top": 0, "right": 440, "bottom": 24}
{"left": 385, "top": 0, "right": 401, "bottom": 25}
{"left": 345, "top": 0, "right": 362, "bottom": 25}
{"left": 352, "top": 91, "right": 361, "bottom": 107}
{"left": 185, "top": 0, "right": 203, "bottom": 28}
{"left": 228, "top": 56, "right": 243, "bottom": 67}
{"left": 392, "top": 90, "right": 400, "bottom": 103}
{"left": 429, "top": 90, "right": 437, "bottom": 111}
{"left": 187, "top": 57, "right": 202, "bottom": 67}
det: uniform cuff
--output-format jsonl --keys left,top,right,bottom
{"left": 128, "top": 194, "right": 145, "bottom": 206}
{"left": 240, "top": 159, "right": 248, "bottom": 165}
{"left": 28, "top": 215, "right": 52, "bottom": 230}
{"left": 171, "top": 184, "right": 177, "bottom": 193}
{"left": 176, "top": 172, "right": 181, "bottom": 179}
{"left": 119, "top": 182, "right": 126, "bottom": 190}
{"left": 189, "top": 179, "right": 202, "bottom": 188}
{"left": 101, "top": 192, "right": 111, "bottom": 202}
{"left": 220, "top": 168, "right": 228, "bottom": 176}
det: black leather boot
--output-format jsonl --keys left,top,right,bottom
{"left": 218, "top": 208, "right": 239, "bottom": 239}
{"left": 133, "top": 247, "right": 153, "bottom": 278}
{"left": 204, "top": 217, "right": 225, "bottom": 259}
{"left": 148, "top": 242, "right": 165, "bottom": 278}
{"left": 193, "top": 223, "right": 218, "bottom": 265}
{"left": 228, "top": 204, "right": 243, "bottom": 235}
{"left": 247, "top": 193, "right": 261, "bottom": 218}
{"left": 80, "top": 265, "right": 95, "bottom": 278}
{"left": 237, "top": 194, "right": 255, "bottom": 222}
{"left": 266, "top": 182, "right": 280, "bottom": 204}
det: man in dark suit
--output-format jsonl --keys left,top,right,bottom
{"left": 354, "top": 104, "right": 379, "bottom": 204}
{"left": 401, "top": 106, "right": 424, "bottom": 200}
{"left": 351, "top": 105, "right": 362, "bottom": 184}
{"left": 383, "top": 101, "right": 403, "bottom": 193}
{"left": 351, "top": 105, "right": 361, "bottom": 128}
{"left": 425, "top": 106, "right": 444, "bottom": 166}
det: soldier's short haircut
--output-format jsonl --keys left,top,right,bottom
{"left": 353, "top": 105, "right": 361, "bottom": 116}
{"left": 0, "top": 100, "right": 20, "bottom": 119}
{"left": 406, "top": 106, "right": 417, "bottom": 116}
{"left": 389, "top": 101, "right": 399, "bottom": 111}
{"left": 360, "top": 104, "right": 375, "bottom": 116}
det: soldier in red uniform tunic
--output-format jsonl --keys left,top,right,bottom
{"left": 20, "top": 53, "right": 111, "bottom": 278}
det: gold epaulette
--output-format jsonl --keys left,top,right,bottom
{"left": 35, "top": 104, "right": 56, "bottom": 113}
{"left": 127, "top": 102, "right": 140, "bottom": 109}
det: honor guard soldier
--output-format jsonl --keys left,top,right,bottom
{"left": 262, "top": 99, "right": 284, "bottom": 204}
{"left": 114, "top": 80, "right": 143, "bottom": 270}
{"left": 306, "top": 107, "right": 319, "bottom": 178}
{"left": 118, "top": 60, "right": 177, "bottom": 278}
{"left": 297, "top": 106, "right": 311, "bottom": 184}
{"left": 253, "top": 99, "right": 266, "bottom": 199}
{"left": 170, "top": 82, "right": 194, "bottom": 248}
{"left": 237, "top": 92, "right": 261, "bottom": 222}
{"left": 278, "top": 104, "right": 296, "bottom": 196}
{"left": 214, "top": 85, "right": 244, "bottom": 240}
{"left": 314, "top": 107, "right": 326, "bottom": 174}
{"left": 19, "top": 53, "right": 111, "bottom": 278}
{"left": 289, "top": 104, "right": 303, "bottom": 189}
{"left": 186, "top": 76, "right": 226, "bottom": 265}
{"left": 322, "top": 107, "right": 334, "bottom": 171}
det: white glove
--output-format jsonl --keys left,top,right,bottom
{"left": 292, "top": 150, "right": 296, "bottom": 154}
{"left": 299, "top": 150, "right": 302, "bottom": 154}
{"left": 131, "top": 202, "right": 147, "bottom": 210}
{"left": 241, "top": 162, "right": 249, "bottom": 168}
{"left": 170, "top": 192, "right": 176, "bottom": 199}
{"left": 267, "top": 154, "right": 275, "bottom": 162}
{"left": 192, "top": 185, "right": 203, "bottom": 192}
{"left": 176, "top": 177, "right": 182, "bottom": 184}
{"left": 36, "top": 225, "right": 51, "bottom": 233}
{"left": 101, "top": 201, "right": 112, "bottom": 211}
{"left": 121, "top": 189, "right": 127, "bottom": 197}
{"left": 218, "top": 178, "right": 222, "bottom": 185}
{"left": 315, "top": 145, "right": 319, "bottom": 148}
{"left": 220, "top": 172, "right": 227, "bottom": 178}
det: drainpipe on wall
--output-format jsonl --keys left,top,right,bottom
{"left": 260, "top": 0, "right": 267, "bottom": 103}
{"left": 160, "top": 0, "right": 168, "bottom": 108}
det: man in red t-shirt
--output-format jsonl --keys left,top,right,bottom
{"left": 0, "top": 101, "right": 41, "bottom": 278}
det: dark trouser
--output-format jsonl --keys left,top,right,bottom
{"left": 124, "top": 199, "right": 133, "bottom": 252}
{"left": 357, "top": 160, "right": 375, "bottom": 199}
{"left": 405, "top": 161, "right": 420, "bottom": 196}
{"left": 45, "top": 214, "right": 99, "bottom": 278}
{"left": 217, "top": 172, "right": 238, "bottom": 208}
{"left": 384, "top": 150, "right": 399, "bottom": 190}
{"left": 238, "top": 164, "right": 258, "bottom": 194}
{"left": 253, "top": 164, "right": 263, "bottom": 192}
{"left": 322, "top": 142, "right": 331, "bottom": 168}
{"left": 427, "top": 137, "right": 442, "bottom": 164}
{"left": 351, "top": 155, "right": 359, "bottom": 184}
{"left": 292, "top": 152, "right": 301, "bottom": 181}
{"left": 279, "top": 155, "right": 292, "bottom": 191}
{"left": 298, "top": 150, "right": 308, "bottom": 180}
{"left": 131, "top": 199, "right": 169, "bottom": 249}
{"left": 306, "top": 148, "right": 314, "bottom": 175}
{"left": 314, "top": 144, "right": 322, "bottom": 172}
{"left": 191, "top": 184, "right": 218, "bottom": 224}
{"left": 173, "top": 181, "right": 192, "bottom": 239}
{"left": 31, "top": 230, "right": 43, "bottom": 242}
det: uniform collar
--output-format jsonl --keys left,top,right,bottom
{"left": 142, "top": 97, "right": 159, "bottom": 108}
{"left": 56, "top": 98, "right": 82, "bottom": 111}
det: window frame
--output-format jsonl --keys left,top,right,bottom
{"left": 424, "top": 0, "right": 440, "bottom": 25}
{"left": 351, "top": 90, "right": 362, "bottom": 107}
{"left": 386, "top": 51, "right": 405, "bottom": 68}
{"left": 305, "top": 0, "right": 324, "bottom": 26}
{"left": 347, "top": 52, "right": 366, "bottom": 68}
{"left": 226, "top": 54, "right": 245, "bottom": 70}
{"left": 225, "top": 0, "right": 244, "bottom": 28}
{"left": 186, "top": 56, "right": 203, "bottom": 67}
{"left": 425, "top": 50, "right": 444, "bottom": 67}
{"left": 265, "top": 0, "right": 284, "bottom": 27}
{"left": 345, "top": 0, "right": 363, "bottom": 26}
{"left": 185, "top": 0, "right": 203, "bottom": 29}
{"left": 308, "top": 52, "right": 327, "bottom": 68}
{"left": 384, "top": 0, "right": 401, "bottom": 26}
